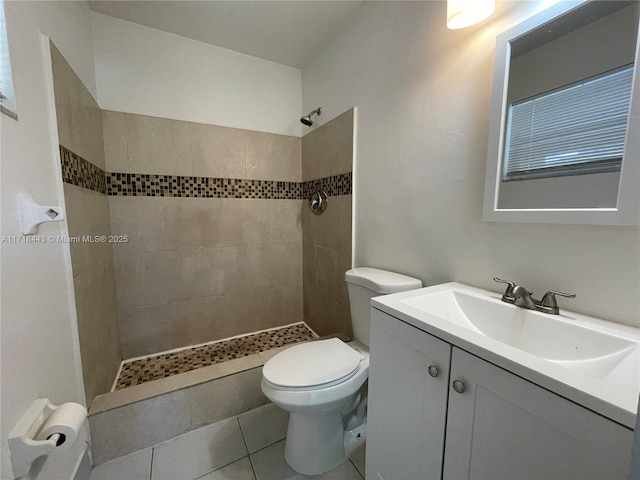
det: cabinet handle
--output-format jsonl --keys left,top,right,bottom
{"left": 452, "top": 380, "right": 466, "bottom": 394}
{"left": 428, "top": 365, "right": 439, "bottom": 377}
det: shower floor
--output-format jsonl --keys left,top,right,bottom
{"left": 113, "top": 323, "right": 316, "bottom": 390}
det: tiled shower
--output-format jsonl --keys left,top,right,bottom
{"left": 50, "top": 41, "right": 355, "bottom": 415}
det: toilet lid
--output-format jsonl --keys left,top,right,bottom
{"left": 263, "top": 338, "right": 363, "bottom": 388}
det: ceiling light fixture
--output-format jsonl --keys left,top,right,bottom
{"left": 447, "top": 0, "right": 496, "bottom": 29}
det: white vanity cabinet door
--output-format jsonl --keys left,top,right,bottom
{"left": 366, "top": 309, "right": 452, "bottom": 480}
{"left": 444, "top": 347, "right": 634, "bottom": 480}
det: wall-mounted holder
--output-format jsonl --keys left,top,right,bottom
{"left": 17, "top": 192, "right": 64, "bottom": 235}
{"left": 8, "top": 398, "right": 87, "bottom": 479}
{"left": 309, "top": 189, "right": 328, "bottom": 215}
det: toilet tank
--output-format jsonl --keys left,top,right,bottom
{"left": 345, "top": 267, "right": 422, "bottom": 347}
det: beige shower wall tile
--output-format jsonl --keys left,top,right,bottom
{"left": 332, "top": 108, "right": 354, "bottom": 176}
{"left": 164, "top": 197, "right": 222, "bottom": 250}
{"left": 125, "top": 114, "right": 191, "bottom": 175}
{"left": 335, "top": 250, "right": 352, "bottom": 307}
{"left": 324, "top": 300, "right": 353, "bottom": 340}
{"left": 270, "top": 285, "right": 303, "bottom": 326}
{"left": 313, "top": 245, "right": 338, "bottom": 297}
{"left": 189, "top": 368, "right": 267, "bottom": 428}
{"left": 302, "top": 108, "right": 353, "bottom": 181}
{"left": 50, "top": 42, "right": 105, "bottom": 169}
{"left": 245, "top": 131, "right": 299, "bottom": 181}
{"left": 303, "top": 194, "right": 352, "bottom": 253}
{"left": 50, "top": 44, "right": 74, "bottom": 151}
{"left": 73, "top": 261, "right": 121, "bottom": 403}
{"left": 102, "top": 111, "right": 128, "bottom": 172}
{"left": 61, "top": 184, "right": 120, "bottom": 404}
{"left": 118, "top": 303, "right": 174, "bottom": 358}
{"left": 90, "top": 389, "right": 190, "bottom": 465}
{"left": 70, "top": 76, "right": 105, "bottom": 170}
{"left": 290, "top": 136, "right": 302, "bottom": 182}
{"left": 196, "top": 246, "right": 249, "bottom": 297}
{"left": 303, "top": 286, "right": 322, "bottom": 336}
{"left": 224, "top": 290, "right": 273, "bottom": 334}
{"left": 114, "top": 250, "right": 198, "bottom": 309}
{"left": 119, "top": 295, "right": 229, "bottom": 358}
{"left": 64, "top": 184, "right": 114, "bottom": 276}
{"left": 196, "top": 243, "right": 302, "bottom": 298}
{"left": 269, "top": 199, "right": 302, "bottom": 244}
{"left": 170, "top": 296, "right": 227, "bottom": 347}
{"left": 109, "top": 196, "right": 165, "bottom": 253}
{"left": 90, "top": 373, "right": 191, "bottom": 415}
{"left": 248, "top": 244, "right": 303, "bottom": 289}
{"left": 191, "top": 123, "right": 245, "bottom": 179}
{"left": 222, "top": 199, "right": 270, "bottom": 246}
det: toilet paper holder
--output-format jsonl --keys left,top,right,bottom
{"left": 8, "top": 398, "right": 87, "bottom": 479}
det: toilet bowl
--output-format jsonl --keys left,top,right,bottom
{"left": 261, "top": 338, "right": 369, "bottom": 475}
{"left": 261, "top": 267, "right": 422, "bottom": 475}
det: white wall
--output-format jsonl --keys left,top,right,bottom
{"left": 0, "top": 1, "right": 93, "bottom": 478}
{"left": 302, "top": 0, "right": 640, "bottom": 328}
{"left": 92, "top": 12, "right": 302, "bottom": 137}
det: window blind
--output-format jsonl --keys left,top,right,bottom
{"left": 503, "top": 66, "right": 634, "bottom": 181}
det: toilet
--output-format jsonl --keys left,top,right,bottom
{"left": 261, "top": 267, "right": 422, "bottom": 475}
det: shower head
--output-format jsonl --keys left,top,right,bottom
{"left": 300, "top": 107, "right": 321, "bottom": 127}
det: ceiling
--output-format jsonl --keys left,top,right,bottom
{"left": 88, "top": 1, "right": 365, "bottom": 69}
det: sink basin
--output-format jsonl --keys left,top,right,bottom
{"left": 372, "top": 282, "right": 640, "bottom": 428}
{"left": 400, "top": 288, "right": 637, "bottom": 379}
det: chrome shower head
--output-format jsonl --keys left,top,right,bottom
{"left": 300, "top": 107, "right": 321, "bottom": 127}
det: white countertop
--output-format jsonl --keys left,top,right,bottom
{"left": 371, "top": 282, "right": 640, "bottom": 429}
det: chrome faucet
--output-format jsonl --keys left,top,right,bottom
{"left": 494, "top": 277, "right": 575, "bottom": 315}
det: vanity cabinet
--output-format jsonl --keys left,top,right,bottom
{"left": 366, "top": 308, "right": 451, "bottom": 479}
{"left": 366, "top": 308, "right": 634, "bottom": 480}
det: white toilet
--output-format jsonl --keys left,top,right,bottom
{"left": 261, "top": 267, "right": 422, "bottom": 475}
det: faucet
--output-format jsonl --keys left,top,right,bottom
{"left": 494, "top": 277, "right": 575, "bottom": 315}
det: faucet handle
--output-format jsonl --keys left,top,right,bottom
{"left": 540, "top": 290, "right": 576, "bottom": 314}
{"left": 493, "top": 277, "right": 516, "bottom": 299}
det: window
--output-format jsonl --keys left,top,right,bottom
{"left": 503, "top": 66, "right": 633, "bottom": 181}
{"left": 0, "top": 0, "right": 17, "bottom": 120}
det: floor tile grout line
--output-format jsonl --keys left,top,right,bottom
{"left": 190, "top": 456, "right": 254, "bottom": 480}
{"left": 236, "top": 416, "right": 251, "bottom": 456}
{"left": 235, "top": 415, "right": 259, "bottom": 479}
{"left": 149, "top": 447, "right": 154, "bottom": 480}
{"left": 349, "top": 458, "right": 364, "bottom": 479}
{"left": 244, "top": 437, "right": 287, "bottom": 457}
{"left": 247, "top": 454, "right": 259, "bottom": 480}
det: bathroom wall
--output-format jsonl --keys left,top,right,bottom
{"left": 0, "top": 2, "right": 96, "bottom": 479}
{"left": 51, "top": 44, "right": 122, "bottom": 406}
{"left": 91, "top": 12, "right": 302, "bottom": 137}
{"left": 302, "top": 109, "right": 354, "bottom": 338}
{"left": 302, "top": 1, "right": 640, "bottom": 328}
{"left": 102, "top": 112, "right": 304, "bottom": 358}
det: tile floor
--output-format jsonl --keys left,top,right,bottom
{"left": 88, "top": 403, "right": 365, "bottom": 480}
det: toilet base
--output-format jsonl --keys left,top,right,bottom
{"left": 283, "top": 412, "right": 367, "bottom": 475}
{"left": 284, "top": 412, "right": 344, "bottom": 475}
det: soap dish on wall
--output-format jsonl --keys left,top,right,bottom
{"left": 17, "top": 192, "right": 65, "bottom": 235}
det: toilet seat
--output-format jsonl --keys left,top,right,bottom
{"left": 262, "top": 338, "right": 363, "bottom": 390}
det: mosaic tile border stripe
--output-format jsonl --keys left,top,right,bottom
{"left": 60, "top": 145, "right": 352, "bottom": 199}
{"left": 303, "top": 172, "right": 352, "bottom": 198}
{"left": 107, "top": 172, "right": 352, "bottom": 198}
{"left": 106, "top": 173, "right": 304, "bottom": 199}
{"left": 114, "top": 323, "right": 316, "bottom": 390}
{"left": 60, "top": 145, "right": 106, "bottom": 193}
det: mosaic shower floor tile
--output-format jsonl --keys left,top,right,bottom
{"left": 114, "top": 323, "right": 316, "bottom": 390}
